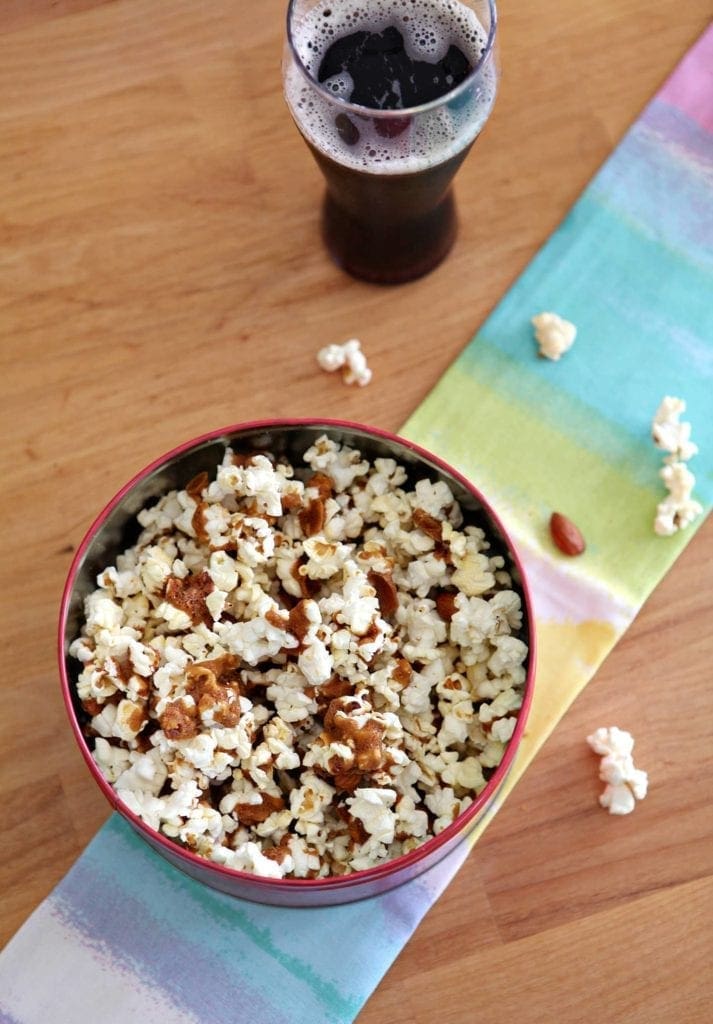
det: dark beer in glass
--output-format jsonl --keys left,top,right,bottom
{"left": 283, "top": 0, "right": 498, "bottom": 284}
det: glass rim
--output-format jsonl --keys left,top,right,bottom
{"left": 285, "top": 0, "right": 497, "bottom": 119}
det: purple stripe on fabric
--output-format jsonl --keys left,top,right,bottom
{"left": 50, "top": 866, "right": 290, "bottom": 1024}
{"left": 378, "top": 842, "right": 470, "bottom": 935}
{"left": 642, "top": 99, "right": 713, "bottom": 177}
{"left": 0, "top": 1008, "right": 23, "bottom": 1024}
{"left": 49, "top": 816, "right": 409, "bottom": 1021}
{"left": 378, "top": 884, "right": 433, "bottom": 938}
{"left": 50, "top": 816, "right": 365, "bottom": 1023}
{"left": 657, "top": 23, "right": 713, "bottom": 131}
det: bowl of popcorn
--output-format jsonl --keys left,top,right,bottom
{"left": 60, "top": 420, "right": 535, "bottom": 906}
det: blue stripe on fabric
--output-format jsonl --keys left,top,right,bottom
{"left": 457, "top": 205, "right": 713, "bottom": 501}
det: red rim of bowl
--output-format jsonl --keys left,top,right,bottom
{"left": 58, "top": 417, "right": 537, "bottom": 892}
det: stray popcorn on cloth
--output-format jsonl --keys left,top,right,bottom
{"left": 651, "top": 396, "right": 698, "bottom": 462}
{"left": 316, "top": 339, "right": 372, "bottom": 387}
{"left": 71, "top": 436, "right": 529, "bottom": 879}
{"left": 587, "top": 727, "right": 648, "bottom": 816}
{"left": 531, "top": 312, "right": 577, "bottom": 361}
{"left": 654, "top": 462, "right": 703, "bottom": 536}
{"left": 650, "top": 396, "right": 702, "bottom": 535}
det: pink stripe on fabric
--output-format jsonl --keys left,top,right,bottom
{"left": 657, "top": 22, "right": 713, "bottom": 131}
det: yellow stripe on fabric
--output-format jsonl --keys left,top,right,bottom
{"left": 466, "top": 619, "right": 619, "bottom": 849}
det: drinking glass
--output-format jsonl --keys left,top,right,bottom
{"left": 283, "top": 0, "right": 499, "bottom": 284}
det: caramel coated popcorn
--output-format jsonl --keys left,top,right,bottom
{"left": 71, "top": 436, "right": 529, "bottom": 878}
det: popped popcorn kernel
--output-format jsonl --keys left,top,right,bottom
{"left": 652, "top": 396, "right": 698, "bottom": 462}
{"left": 587, "top": 727, "right": 648, "bottom": 816}
{"left": 317, "top": 338, "right": 372, "bottom": 387}
{"left": 654, "top": 461, "right": 703, "bottom": 536}
{"left": 71, "top": 436, "right": 529, "bottom": 878}
{"left": 531, "top": 311, "right": 577, "bottom": 361}
{"left": 651, "top": 396, "right": 702, "bottom": 535}
{"left": 347, "top": 788, "right": 397, "bottom": 844}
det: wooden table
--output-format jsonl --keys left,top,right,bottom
{"left": 1, "top": 1, "right": 711, "bottom": 1020}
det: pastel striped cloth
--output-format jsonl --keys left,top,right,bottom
{"left": 2, "top": 25, "right": 711, "bottom": 1024}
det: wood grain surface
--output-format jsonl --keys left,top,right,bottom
{"left": 1, "top": 1, "right": 711, "bottom": 1021}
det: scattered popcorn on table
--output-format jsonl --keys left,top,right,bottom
{"left": 71, "top": 436, "right": 529, "bottom": 878}
{"left": 650, "top": 396, "right": 702, "bottom": 535}
{"left": 316, "top": 339, "right": 372, "bottom": 386}
{"left": 531, "top": 312, "right": 577, "bottom": 361}
{"left": 587, "top": 727, "right": 648, "bottom": 816}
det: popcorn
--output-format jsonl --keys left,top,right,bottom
{"left": 424, "top": 787, "right": 470, "bottom": 834}
{"left": 398, "top": 597, "right": 448, "bottom": 663}
{"left": 652, "top": 396, "right": 698, "bottom": 462}
{"left": 654, "top": 462, "right": 703, "bottom": 536}
{"left": 118, "top": 780, "right": 201, "bottom": 834}
{"left": 409, "top": 478, "right": 459, "bottom": 520}
{"left": 335, "top": 560, "right": 380, "bottom": 635}
{"left": 303, "top": 436, "right": 369, "bottom": 491}
{"left": 139, "top": 545, "right": 174, "bottom": 594}
{"left": 586, "top": 725, "right": 633, "bottom": 759}
{"left": 114, "top": 749, "right": 168, "bottom": 795}
{"left": 262, "top": 716, "right": 299, "bottom": 770}
{"left": 490, "top": 716, "right": 517, "bottom": 743}
{"left": 84, "top": 591, "right": 123, "bottom": 633}
{"left": 212, "top": 841, "right": 287, "bottom": 879}
{"left": 92, "top": 738, "right": 131, "bottom": 782}
{"left": 217, "top": 600, "right": 298, "bottom": 665}
{"left": 347, "top": 788, "right": 397, "bottom": 844}
{"left": 156, "top": 601, "right": 193, "bottom": 632}
{"left": 288, "top": 836, "right": 321, "bottom": 878}
{"left": 441, "top": 756, "right": 485, "bottom": 792}
{"left": 114, "top": 698, "right": 147, "bottom": 742}
{"left": 451, "top": 551, "right": 495, "bottom": 597}
{"left": 71, "top": 436, "right": 529, "bottom": 878}
{"left": 531, "top": 312, "right": 577, "bottom": 360}
{"left": 488, "top": 635, "right": 529, "bottom": 679}
{"left": 402, "top": 661, "right": 441, "bottom": 716}
{"left": 397, "top": 552, "right": 451, "bottom": 597}
{"left": 651, "top": 396, "right": 702, "bottom": 535}
{"left": 478, "top": 687, "right": 522, "bottom": 724}
{"left": 587, "top": 727, "right": 648, "bottom": 815}
{"left": 207, "top": 550, "right": 240, "bottom": 592}
{"left": 178, "top": 805, "right": 224, "bottom": 846}
{"left": 298, "top": 633, "right": 333, "bottom": 687}
{"left": 237, "top": 455, "right": 285, "bottom": 517}
{"left": 266, "top": 667, "right": 318, "bottom": 723}
{"left": 290, "top": 772, "right": 336, "bottom": 831}
{"left": 302, "top": 536, "right": 352, "bottom": 579}
{"left": 316, "top": 338, "right": 372, "bottom": 387}
{"left": 450, "top": 594, "right": 496, "bottom": 666}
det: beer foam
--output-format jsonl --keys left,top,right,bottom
{"left": 285, "top": 0, "right": 496, "bottom": 175}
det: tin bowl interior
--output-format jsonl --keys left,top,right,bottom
{"left": 59, "top": 419, "right": 535, "bottom": 905}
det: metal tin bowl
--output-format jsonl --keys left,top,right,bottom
{"left": 59, "top": 419, "right": 536, "bottom": 906}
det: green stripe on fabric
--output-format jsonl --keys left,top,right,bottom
{"left": 402, "top": 361, "right": 702, "bottom": 606}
